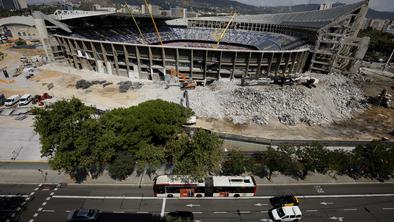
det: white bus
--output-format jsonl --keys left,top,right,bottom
{"left": 153, "top": 175, "right": 256, "bottom": 198}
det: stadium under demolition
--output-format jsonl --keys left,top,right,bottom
{"left": 34, "top": 0, "right": 370, "bottom": 84}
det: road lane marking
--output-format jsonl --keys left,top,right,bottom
{"left": 50, "top": 192, "right": 55, "bottom": 196}
{"left": 136, "top": 211, "right": 149, "bottom": 214}
{"left": 239, "top": 211, "right": 251, "bottom": 214}
{"left": 192, "top": 212, "right": 203, "bottom": 214}
{"left": 52, "top": 193, "right": 394, "bottom": 200}
{"left": 42, "top": 210, "right": 55, "bottom": 213}
{"left": 160, "top": 198, "right": 166, "bottom": 218}
{"left": 214, "top": 211, "right": 228, "bottom": 214}
{"left": 0, "top": 194, "right": 29, "bottom": 198}
{"left": 383, "top": 208, "right": 394, "bottom": 210}
{"left": 29, "top": 220, "right": 34, "bottom": 222}
{"left": 38, "top": 208, "right": 43, "bottom": 212}
{"left": 33, "top": 213, "right": 38, "bottom": 217}
{"left": 306, "top": 209, "right": 319, "bottom": 212}
{"left": 343, "top": 208, "right": 357, "bottom": 211}
{"left": 113, "top": 211, "right": 125, "bottom": 213}
{"left": 46, "top": 197, "right": 51, "bottom": 201}
{"left": 314, "top": 185, "right": 325, "bottom": 193}
{"left": 30, "top": 192, "right": 35, "bottom": 196}
{"left": 42, "top": 202, "right": 47, "bottom": 206}
{"left": 261, "top": 210, "right": 269, "bottom": 213}
{"left": 34, "top": 188, "right": 39, "bottom": 191}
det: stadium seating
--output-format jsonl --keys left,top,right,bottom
{"left": 72, "top": 26, "right": 300, "bottom": 50}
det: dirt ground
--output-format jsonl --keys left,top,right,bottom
{"left": 1, "top": 48, "right": 393, "bottom": 141}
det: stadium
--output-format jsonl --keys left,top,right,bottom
{"left": 41, "top": 0, "right": 370, "bottom": 83}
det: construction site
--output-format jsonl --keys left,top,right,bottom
{"left": 0, "top": 0, "right": 393, "bottom": 141}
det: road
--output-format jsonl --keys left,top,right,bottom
{"left": 1, "top": 183, "right": 394, "bottom": 222}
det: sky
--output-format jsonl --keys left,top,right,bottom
{"left": 235, "top": 0, "right": 394, "bottom": 12}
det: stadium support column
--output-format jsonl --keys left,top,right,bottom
{"left": 204, "top": 50, "right": 208, "bottom": 84}
{"left": 34, "top": 18, "right": 54, "bottom": 62}
{"left": 135, "top": 46, "right": 142, "bottom": 79}
{"left": 256, "top": 52, "right": 263, "bottom": 77}
{"left": 123, "top": 45, "right": 131, "bottom": 78}
{"left": 100, "top": 43, "right": 111, "bottom": 75}
{"left": 190, "top": 49, "right": 193, "bottom": 79}
{"left": 283, "top": 52, "right": 291, "bottom": 76}
{"left": 162, "top": 48, "right": 166, "bottom": 75}
{"left": 275, "top": 52, "right": 284, "bottom": 76}
{"left": 245, "top": 52, "right": 251, "bottom": 78}
{"left": 267, "top": 53, "right": 274, "bottom": 75}
{"left": 176, "top": 48, "right": 180, "bottom": 72}
{"left": 111, "top": 44, "right": 120, "bottom": 76}
{"left": 231, "top": 52, "right": 237, "bottom": 80}
{"left": 289, "top": 52, "right": 298, "bottom": 74}
{"left": 148, "top": 47, "right": 154, "bottom": 79}
{"left": 218, "top": 51, "right": 222, "bottom": 80}
{"left": 89, "top": 41, "right": 100, "bottom": 73}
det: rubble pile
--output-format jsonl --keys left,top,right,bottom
{"left": 118, "top": 81, "right": 143, "bottom": 93}
{"left": 76, "top": 79, "right": 108, "bottom": 89}
{"left": 136, "top": 73, "right": 365, "bottom": 126}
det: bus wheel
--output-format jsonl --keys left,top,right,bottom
{"left": 196, "top": 194, "right": 202, "bottom": 198}
{"left": 167, "top": 194, "right": 173, "bottom": 198}
{"left": 234, "top": 194, "right": 240, "bottom": 198}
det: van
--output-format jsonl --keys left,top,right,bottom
{"left": 19, "top": 94, "right": 32, "bottom": 106}
{"left": 5, "top": 95, "right": 20, "bottom": 106}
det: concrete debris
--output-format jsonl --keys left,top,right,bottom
{"left": 118, "top": 81, "right": 143, "bottom": 93}
{"left": 134, "top": 73, "right": 365, "bottom": 126}
{"left": 76, "top": 79, "right": 110, "bottom": 90}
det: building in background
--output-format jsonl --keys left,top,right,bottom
{"left": 0, "top": 16, "right": 38, "bottom": 40}
{"left": 170, "top": 7, "right": 187, "bottom": 18}
{"left": 141, "top": 3, "right": 161, "bottom": 16}
{"left": 0, "top": 0, "right": 27, "bottom": 10}
{"left": 319, "top": 3, "right": 332, "bottom": 10}
{"left": 363, "top": 18, "right": 392, "bottom": 32}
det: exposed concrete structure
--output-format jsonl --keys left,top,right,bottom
{"left": 0, "top": 16, "right": 38, "bottom": 40}
{"left": 39, "top": 1, "right": 369, "bottom": 81}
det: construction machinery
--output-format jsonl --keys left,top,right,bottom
{"left": 167, "top": 68, "right": 197, "bottom": 90}
{"left": 212, "top": 12, "right": 237, "bottom": 49}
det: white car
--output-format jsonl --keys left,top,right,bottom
{"left": 19, "top": 94, "right": 32, "bottom": 106}
{"left": 5, "top": 95, "right": 20, "bottom": 106}
{"left": 271, "top": 206, "right": 302, "bottom": 221}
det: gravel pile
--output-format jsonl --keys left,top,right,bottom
{"left": 118, "top": 81, "right": 143, "bottom": 93}
{"left": 76, "top": 79, "right": 108, "bottom": 89}
{"left": 134, "top": 73, "right": 365, "bottom": 126}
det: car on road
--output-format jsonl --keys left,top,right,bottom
{"left": 270, "top": 206, "right": 302, "bottom": 222}
{"left": 67, "top": 208, "right": 99, "bottom": 222}
{"left": 270, "top": 194, "right": 299, "bottom": 208}
{"left": 0, "top": 94, "right": 5, "bottom": 106}
{"left": 166, "top": 211, "right": 194, "bottom": 221}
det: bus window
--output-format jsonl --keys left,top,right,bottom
{"left": 154, "top": 185, "right": 165, "bottom": 194}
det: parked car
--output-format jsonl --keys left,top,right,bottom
{"left": 4, "top": 95, "right": 20, "bottom": 106}
{"left": 270, "top": 206, "right": 302, "bottom": 222}
{"left": 0, "top": 94, "right": 5, "bottom": 106}
{"left": 270, "top": 194, "right": 299, "bottom": 208}
{"left": 67, "top": 209, "right": 99, "bottom": 222}
{"left": 166, "top": 211, "right": 194, "bottom": 221}
{"left": 19, "top": 94, "right": 32, "bottom": 106}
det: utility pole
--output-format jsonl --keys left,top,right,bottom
{"left": 383, "top": 49, "right": 394, "bottom": 71}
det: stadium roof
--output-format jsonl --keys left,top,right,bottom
{"left": 0, "top": 16, "right": 35, "bottom": 27}
{"left": 189, "top": 1, "right": 366, "bottom": 29}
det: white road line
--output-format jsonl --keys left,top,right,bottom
{"left": 383, "top": 208, "right": 394, "bottom": 210}
{"left": 30, "top": 192, "right": 35, "bottom": 196}
{"left": 42, "top": 202, "right": 47, "bottom": 206}
{"left": 54, "top": 188, "right": 59, "bottom": 191}
{"left": 42, "top": 210, "right": 55, "bottom": 213}
{"left": 29, "top": 219, "right": 34, "bottom": 222}
{"left": 239, "top": 211, "right": 251, "bottom": 214}
{"left": 214, "top": 211, "right": 228, "bottom": 214}
{"left": 38, "top": 208, "right": 43, "bottom": 212}
{"left": 306, "top": 209, "right": 319, "bottom": 212}
{"left": 33, "top": 213, "right": 38, "bottom": 217}
{"left": 50, "top": 192, "right": 55, "bottom": 196}
{"left": 113, "top": 211, "right": 125, "bottom": 213}
{"left": 192, "top": 212, "right": 203, "bottom": 214}
{"left": 261, "top": 210, "right": 269, "bottom": 213}
{"left": 344, "top": 208, "right": 358, "bottom": 211}
{"left": 46, "top": 197, "right": 51, "bottom": 201}
{"left": 34, "top": 188, "right": 39, "bottom": 191}
{"left": 160, "top": 198, "right": 166, "bottom": 218}
{"left": 65, "top": 210, "right": 70, "bottom": 213}
{"left": 136, "top": 212, "right": 149, "bottom": 214}
{"left": 0, "top": 194, "right": 29, "bottom": 198}
{"left": 52, "top": 193, "right": 394, "bottom": 200}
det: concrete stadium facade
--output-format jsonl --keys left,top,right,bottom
{"left": 41, "top": 1, "right": 369, "bottom": 82}
{"left": 54, "top": 35, "right": 309, "bottom": 82}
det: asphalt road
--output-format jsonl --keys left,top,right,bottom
{"left": 1, "top": 183, "right": 394, "bottom": 222}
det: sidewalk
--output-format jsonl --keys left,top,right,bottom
{"left": 0, "top": 168, "right": 392, "bottom": 185}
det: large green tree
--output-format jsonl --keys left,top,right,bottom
{"left": 295, "top": 143, "right": 330, "bottom": 179}
{"left": 222, "top": 150, "right": 249, "bottom": 176}
{"left": 166, "top": 129, "right": 223, "bottom": 180}
{"left": 34, "top": 98, "right": 112, "bottom": 182}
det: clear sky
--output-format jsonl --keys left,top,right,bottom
{"left": 235, "top": 0, "right": 394, "bottom": 12}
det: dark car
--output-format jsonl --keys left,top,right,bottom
{"left": 270, "top": 195, "right": 299, "bottom": 208}
{"left": 0, "top": 94, "right": 5, "bottom": 106}
{"left": 166, "top": 211, "right": 194, "bottom": 221}
{"left": 67, "top": 208, "right": 99, "bottom": 222}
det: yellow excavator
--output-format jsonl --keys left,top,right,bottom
{"left": 212, "top": 12, "right": 237, "bottom": 49}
